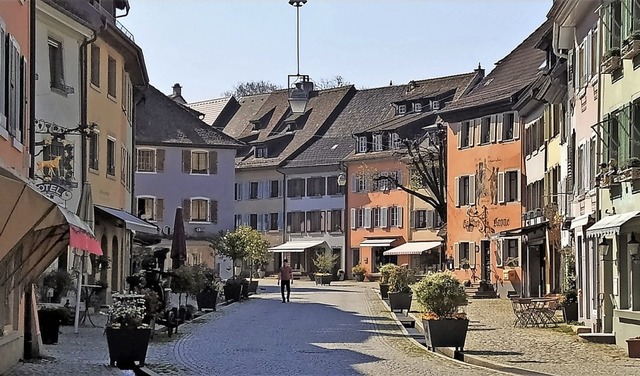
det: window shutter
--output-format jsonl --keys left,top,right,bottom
{"left": 496, "top": 114, "right": 503, "bottom": 142}
{"left": 454, "top": 242, "right": 460, "bottom": 269}
{"left": 351, "top": 174, "right": 357, "bottom": 192}
{"left": 156, "top": 198, "right": 164, "bottom": 221}
{"left": 490, "top": 115, "right": 497, "bottom": 143}
{"left": 496, "top": 239, "right": 504, "bottom": 267}
{"left": 257, "top": 181, "right": 263, "bottom": 199}
{"left": 18, "top": 56, "right": 26, "bottom": 141}
{"left": 397, "top": 206, "right": 403, "bottom": 228}
{"left": 396, "top": 171, "right": 403, "bottom": 187}
{"left": 364, "top": 208, "right": 372, "bottom": 228}
{"left": 182, "top": 199, "right": 191, "bottom": 221}
{"left": 457, "top": 123, "right": 463, "bottom": 149}
{"left": 243, "top": 213, "right": 249, "bottom": 226}
{"left": 326, "top": 210, "right": 332, "bottom": 232}
{"left": 380, "top": 207, "right": 388, "bottom": 228}
{"left": 513, "top": 114, "right": 520, "bottom": 140}
{"left": 469, "top": 242, "right": 476, "bottom": 268}
{"left": 498, "top": 172, "right": 506, "bottom": 204}
{"left": 469, "top": 175, "right": 476, "bottom": 206}
{"left": 350, "top": 208, "right": 356, "bottom": 229}
{"left": 502, "top": 239, "right": 508, "bottom": 267}
{"left": 208, "top": 151, "right": 218, "bottom": 174}
{"left": 257, "top": 213, "right": 264, "bottom": 231}
{"left": 426, "top": 210, "right": 434, "bottom": 229}
{"left": 517, "top": 170, "right": 522, "bottom": 202}
{"left": 0, "top": 21, "right": 6, "bottom": 125}
{"left": 182, "top": 150, "right": 191, "bottom": 173}
{"left": 320, "top": 211, "right": 326, "bottom": 232}
{"left": 410, "top": 210, "right": 416, "bottom": 229}
{"left": 454, "top": 177, "right": 460, "bottom": 207}
{"left": 278, "top": 212, "right": 283, "bottom": 231}
{"left": 156, "top": 149, "right": 165, "bottom": 172}
{"left": 475, "top": 119, "right": 481, "bottom": 146}
{"left": 210, "top": 200, "right": 218, "bottom": 224}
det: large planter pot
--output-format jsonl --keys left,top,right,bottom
{"left": 37, "top": 310, "right": 62, "bottom": 344}
{"left": 241, "top": 280, "right": 250, "bottom": 299}
{"left": 315, "top": 274, "right": 332, "bottom": 286}
{"left": 627, "top": 338, "right": 640, "bottom": 358}
{"left": 354, "top": 273, "right": 365, "bottom": 282}
{"left": 196, "top": 290, "right": 218, "bottom": 311}
{"left": 388, "top": 292, "right": 412, "bottom": 312}
{"left": 379, "top": 283, "right": 389, "bottom": 299}
{"left": 423, "top": 319, "right": 469, "bottom": 352}
{"left": 105, "top": 327, "right": 152, "bottom": 369}
{"left": 248, "top": 280, "right": 259, "bottom": 294}
{"left": 223, "top": 284, "right": 242, "bottom": 302}
{"left": 562, "top": 302, "right": 578, "bottom": 323}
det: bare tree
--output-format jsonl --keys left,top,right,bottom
{"left": 375, "top": 126, "right": 447, "bottom": 224}
{"left": 223, "top": 80, "right": 282, "bottom": 97}
{"left": 314, "top": 75, "right": 351, "bottom": 90}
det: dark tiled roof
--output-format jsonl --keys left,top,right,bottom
{"left": 284, "top": 85, "right": 406, "bottom": 168}
{"left": 442, "top": 20, "right": 552, "bottom": 114}
{"left": 229, "top": 86, "right": 355, "bottom": 169}
{"left": 188, "top": 97, "right": 233, "bottom": 125}
{"left": 398, "top": 72, "right": 479, "bottom": 102}
{"left": 135, "top": 85, "right": 243, "bottom": 148}
{"left": 221, "top": 94, "right": 270, "bottom": 139}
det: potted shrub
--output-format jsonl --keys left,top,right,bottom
{"left": 313, "top": 252, "right": 339, "bottom": 286}
{"left": 561, "top": 289, "right": 578, "bottom": 323}
{"left": 195, "top": 266, "right": 220, "bottom": 311}
{"left": 105, "top": 292, "right": 152, "bottom": 369}
{"left": 352, "top": 264, "right": 366, "bottom": 282}
{"left": 627, "top": 336, "right": 640, "bottom": 358}
{"left": 413, "top": 272, "right": 469, "bottom": 352}
{"left": 37, "top": 306, "right": 66, "bottom": 344}
{"left": 387, "top": 265, "right": 414, "bottom": 312}
{"left": 223, "top": 277, "right": 243, "bottom": 302}
{"left": 170, "top": 265, "right": 196, "bottom": 307}
{"left": 241, "top": 227, "right": 269, "bottom": 290}
{"left": 379, "top": 263, "right": 395, "bottom": 299}
{"left": 42, "top": 269, "right": 74, "bottom": 303}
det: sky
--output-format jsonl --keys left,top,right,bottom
{"left": 123, "top": 0, "right": 552, "bottom": 103}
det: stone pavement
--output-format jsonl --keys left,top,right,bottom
{"left": 145, "top": 279, "right": 495, "bottom": 376}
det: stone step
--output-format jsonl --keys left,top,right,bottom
{"left": 578, "top": 332, "right": 616, "bottom": 344}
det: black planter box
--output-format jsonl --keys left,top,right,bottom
{"left": 562, "top": 302, "right": 578, "bottom": 323}
{"left": 105, "top": 327, "right": 152, "bottom": 369}
{"left": 354, "top": 274, "right": 365, "bottom": 282}
{"left": 388, "top": 292, "right": 412, "bottom": 312}
{"left": 38, "top": 310, "right": 62, "bottom": 344}
{"left": 196, "top": 290, "right": 218, "bottom": 311}
{"left": 379, "top": 284, "right": 389, "bottom": 299}
{"left": 314, "top": 274, "right": 332, "bottom": 286}
{"left": 223, "top": 284, "right": 242, "bottom": 302}
{"left": 248, "top": 281, "right": 259, "bottom": 294}
{"left": 423, "top": 319, "right": 469, "bottom": 352}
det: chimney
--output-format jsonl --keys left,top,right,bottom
{"left": 172, "top": 83, "right": 182, "bottom": 97}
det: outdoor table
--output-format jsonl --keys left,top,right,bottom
{"left": 513, "top": 298, "right": 558, "bottom": 328}
{"left": 79, "top": 284, "right": 102, "bottom": 327}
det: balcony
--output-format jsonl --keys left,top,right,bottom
{"left": 621, "top": 39, "right": 640, "bottom": 60}
{"left": 90, "top": 2, "right": 135, "bottom": 42}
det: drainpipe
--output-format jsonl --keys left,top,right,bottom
{"left": 339, "top": 161, "right": 348, "bottom": 275}
{"left": 275, "top": 167, "right": 287, "bottom": 269}
{"left": 595, "top": 2, "right": 605, "bottom": 334}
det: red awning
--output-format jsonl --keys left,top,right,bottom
{"left": 69, "top": 225, "right": 102, "bottom": 255}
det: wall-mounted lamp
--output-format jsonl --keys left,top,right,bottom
{"left": 629, "top": 232, "right": 640, "bottom": 260}
{"left": 337, "top": 173, "right": 347, "bottom": 187}
{"left": 598, "top": 237, "right": 610, "bottom": 256}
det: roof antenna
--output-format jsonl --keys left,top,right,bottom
{"left": 389, "top": 80, "right": 393, "bottom": 86}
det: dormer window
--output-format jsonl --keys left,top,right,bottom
{"left": 398, "top": 104, "right": 407, "bottom": 115}
{"left": 357, "top": 136, "right": 368, "bottom": 153}
{"left": 431, "top": 100, "right": 440, "bottom": 110}
{"left": 251, "top": 120, "right": 263, "bottom": 131}
{"left": 255, "top": 146, "right": 267, "bottom": 158}
{"left": 389, "top": 133, "right": 400, "bottom": 150}
{"left": 372, "top": 134, "right": 383, "bottom": 151}
{"left": 413, "top": 103, "right": 422, "bottom": 112}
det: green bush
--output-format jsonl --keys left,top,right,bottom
{"left": 313, "top": 252, "right": 339, "bottom": 274}
{"left": 379, "top": 263, "right": 396, "bottom": 285}
{"left": 351, "top": 264, "right": 366, "bottom": 275}
{"left": 412, "top": 272, "right": 468, "bottom": 319}
{"left": 388, "top": 265, "right": 415, "bottom": 294}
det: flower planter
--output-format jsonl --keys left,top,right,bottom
{"left": 602, "top": 55, "right": 622, "bottom": 74}
{"left": 379, "top": 283, "right": 389, "bottom": 299}
{"left": 354, "top": 273, "right": 365, "bottom": 282}
{"left": 105, "top": 327, "right": 152, "bottom": 369}
{"left": 622, "top": 39, "right": 640, "bottom": 60}
{"left": 315, "top": 274, "right": 332, "bottom": 286}
{"left": 37, "top": 309, "right": 62, "bottom": 344}
{"left": 422, "top": 319, "right": 469, "bottom": 352}
{"left": 196, "top": 290, "right": 218, "bottom": 311}
{"left": 562, "top": 302, "right": 578, "bottom": 323}
{"left": 223, "top": 284, "right": 242, "bottom": 302}
{"left": 388, "top": 292, "right": 412, "bottom": 312}
{"left": 627, "top": 338, "right": 640, "bottom": 358}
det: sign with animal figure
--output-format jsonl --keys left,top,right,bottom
{"left": 36, "top": 137, "right": 78, "bottom": 189}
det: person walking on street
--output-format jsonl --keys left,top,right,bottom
{"left": 278, "top": 259, "right": 293, "bottom": 303}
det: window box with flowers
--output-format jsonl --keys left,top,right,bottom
{"left": 105, "top": 293, "right": 152, "bottom": 369}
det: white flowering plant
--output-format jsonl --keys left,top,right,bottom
{"left": 107, "top": 292, "right": 149, "bottom": 330}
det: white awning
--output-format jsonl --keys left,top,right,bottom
{"left": 586, "top": 211, "right": 640, "bottom": 238}
{"left": 360, "top": 238, "right": 398, "bottom": 247}
{"left": 269, "top": 240, "right": 329, "bottom": 253}
{"left": 95, "top": 205, "right": 159, "bottom": 234}
{"left": 383, "top": 241, "right": 442, "bottom": 256}
{"left": 570, "top": 213, "right": 593, "bottom": 230}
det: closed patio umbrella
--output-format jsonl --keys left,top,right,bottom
{"left": 171, "top": 207, "right": 187, "bottom": 269}
{"left": 74, "top": 181, "right": 96, "bottom": 333}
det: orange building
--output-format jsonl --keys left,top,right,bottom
{"left": 440, "top": 21, "right": 550, "bottom": 297}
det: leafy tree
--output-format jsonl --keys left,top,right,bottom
{"left": 241, "top": 228, "right": 270, "bottom": 281}
{"left": 314, "top": 75, "right": 351, "bottom": 90}
{"left": 313, "top": 252, "right": 339, "bottom": 274}
{"left": 210, "top": 226, "right": 267, "bottom": 278}
{"left": 170, "top": 265, "right": 196, "bottom": 306}
{"left": 222, "top": 80, "right": 282, "bottom": 97}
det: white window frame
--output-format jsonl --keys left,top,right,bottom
{"left": 390, "top": 133, "right": 400, "bottom": 150}
{"left": 389, "top": 206, "right": 403, "bottom": 227}
{"left": 431, "top": 100, "right": 440, "bottom": 110}
{"left": 255, "top": 146, "right": 267, "bottom": 158}
{"left": 106, "top": 136, "right": 116, "bottom": 177}
{"left": 358, "top": 136, "right": 367, "bottom": 153}
{"left": 500, "top": 169, "right": 521, "bottom": 203}
{"left": 190, "top": 197, "right": 210, "bottom": 223}
{"left": 190, "top": 150, "right": 209, "bottom": 175}
{"left": 136, "top": 147, "right": 156, "bottom": 173}
{"left": 413, "top": 102, "right": 422, "bottom": 112}
{"left": 137, "top": 195, "right": 156, "bottom": 222}
{"left": 372, "top": 133, "right": 383, "bottom": 151}
{"left": 398, "top": 104, "right": 407, "bottom": 114}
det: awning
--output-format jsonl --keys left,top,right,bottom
{"left": 586, "top": 211, "right": 640, "bottom": 238}
{"left": 95, "top": 205, "right": 159, "bottom": 234}
{"left": 570, "top": 213, "right": 594, "bottom": 230}
{"left": 269, "top": 240, "right": 329, "bottom": 253}
{"left": 383, "top": 241, "right": 442, "bottom": 256}
{"left": 360, "top": 237, "right": 399, "bottom": 247}
{"left": 493, "top": 221, "right": 548, "bottom": 239}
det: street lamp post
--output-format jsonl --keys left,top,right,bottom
{"left": 287, "top": 0, "right": 313, "bottom": 114}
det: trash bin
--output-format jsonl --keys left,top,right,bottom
{"left": 337, "top": 269, "right": 345, "bottom": 281}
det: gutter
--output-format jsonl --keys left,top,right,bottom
{"left": 275, "top": 166, "right": 287, "bottom": 245}
{"left": 28, "top": 0, "right": 36, "bottom": 179}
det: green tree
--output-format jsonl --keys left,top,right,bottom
{"left": 242, "top": 228, "right": 270, "bottom": 281}
{"left": 211, "top": 226, "right": 268, "bottom": 278}
{"left": 222, "top": 80, "right": 281, "bottom": 97}
{"left": 313, "top": 252, "right": 339, "bottom": 274}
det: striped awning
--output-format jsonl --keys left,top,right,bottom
{"left": 268, "top": 240, "right": 329, "bottom": 253}
{"left": 586, "top": 211, "right": 640, "bottom": 238}
{"left": 383, "top": 241, "right": 442, "bottom": 256}
{"left": 360, "top": 238, "right": 398, "bottom": 247}
{"left": 570, "top": 213, "right": 593, "bottom": 230}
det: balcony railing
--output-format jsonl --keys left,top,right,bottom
{"left": 90, "top": 2, "right": 135, "bottom": 42}
{"left": 115, "top": 19, "right": 135, "bottom": 42}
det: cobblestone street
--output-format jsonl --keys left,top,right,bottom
{"left": 145, "top": 280, "right": 491, "bottom": 376}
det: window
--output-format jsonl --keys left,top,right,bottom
{"left": 6, "top": 36, "right": 25, "bottom": 142}
{"left": 268, "top": 213, "right": 279, "bottom": 231}
{"left": 459, "top": 175, "right": 470, "bottom": 206}
{"left": 357, "top": 208, "right": 365, "bottom": 228}
{"left": 255, "top": 146, "right": 267, "bottom": 158}
{"left": 91, "top": 44, "right": 100, "bottom": 87}
{"left": 355, "top": 174, "right": 367, "bottom": 192}
{"left": 89, "top": 132, "right": 99, "bottom": 170}
{"left": 389, "top": 206, "right": 403, "bottom": 227}
{"left": 48, "top": 38, "right": 64, "bottom": 90}
{"left": 137, "top": 197, "right": 156, "bottom": 221}
{"left": 498, "top": 112, "right": 517, "bottom": 141}
{"left": 249, "top": 214, "right": 258, "bottom": 230}
{"left": 270, "top": 180, "right": 280, "bottom": 198}
{"left": 107, "top": 55, "right": 116, "bottom": 97}
{"left": 287, "top": 178, "right": 305, "bottom": 198}
{"left": 326, "top": 176, "right": 343, "bottom": 195}
{"left": 307, "top": 211, "right": 323, "bottom": 232}
{"left": 389, "top": 133, "right": 401, "bottom": 150}
{"left": 480, "top": 117, "right": 491, "bottom": 144}
{"left": 191, "top": 199, "right": 209, "bottom": 222}
{"left": 504, "top": 238, "right": 520, "bottom": 267}
{"left": 306, "top": 177, "right": 326, "bottom": 197}
{"left": 234, "top": 214, "right": 242, "bottom": 229}
{"left": 137, "top": 149, "right": 156, "bottom": 172}
{"left": 431, "top": 100, "right": 440, "bottom": 110}
{"left": 414, "top": 210, "right": 427, "bottom": 229}
{"left": 498, "top": 170, "right": 520, "bottom": 203}
{"left": 249, "top": 182, "right": 259, "bottom": 199}
{"left": 329, "top": 209, "right": 342, "bottom": 232}
{"left": 632, "top": 100, "right": 640, "bottom": 159}
{"left": 372, "top": 133, "right": 383, "bottom": 151}
{"left": 398, "top": 104, "right": 407, "bottom": 114}
{"left": 287, "top": 211, "right": 305, "bottom": 233}
{"left": 106, "top": 138, "right": 116, "bottom": 176}
{"left": 372, "top": 207, "right": 380, "bottom": 228}
{"left": 459, "top": 121, "right": 471, "bottom": 148}
{"left": 457, "top": 242, "right": 470, "bottom": 267}
{"left": 413, "top": 102, "right": 422, "bottom": 112}
{"left": 357, "top": 136, "right": 368, "bottom": 153}
{"left": 191, "top": 151, "right": 208, "bottom": 174}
